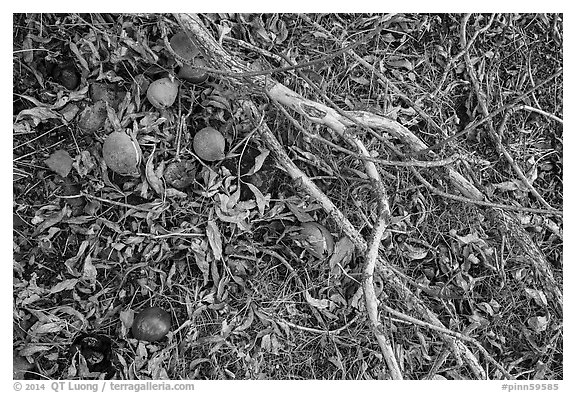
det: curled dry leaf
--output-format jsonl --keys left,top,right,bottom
{"left": 206, "top": 220, "right": 223, "bottom": 260}
{"left": 145, "top": 146, "right": 164, "bottom": 195}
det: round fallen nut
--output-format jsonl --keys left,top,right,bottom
{"left": 131, "top": 306, "right": 171, "bottom": 342}
{"left": 53, "top": 64, "right": 80, "bottom": 90}
{"left": 147, "top": 78, "right": 179, "bottom": 109}
{"left": 178, "top": 57, "right": 209, "bottom": 84}
{"left": 102, "top": 131, "right": 141, "bottom": 176}
{"left": 193, "top": 127, "right": 225, "bottom": 162}
{"left": 169, "top": 31, "right": 200, "bottom": 61}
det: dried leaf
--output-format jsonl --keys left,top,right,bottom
{"left": 206, "top": 220, "right": 223, "bottom": 260}
{"left": 49, "top": 278, "right": 79, "bottom": 294}
{"left": 19, "top": 344, "right": 52, "bottom": 357}
{"left": 82, "top": 255, "right": 98, "bottom": 284}
{"left": 525, "top": 288, "right": 548, "bottom": 308}
{"left": 17, "top": 107, "right": 61, "bottom": 126}
{"left": 145, "top": 147, "right": 164, "bottom": 195}
{"left": 45, "top": 149, "right": 73, "bottom": 177}
{"left": 401, "top": 242, "right": 428, "bottom": 260}
{"left": 69, "top": 42, "right": 90, "bottom": 72}
{"left": 34, "top": 321, "right": 64, "bottom": 335}
{"left": 328, "top": 236, "right": 355, "bottom": 271}
{"left": 73, "top": 150, "right": 97, "bottom": 177}
{"left": 387, "top": 58, "right": 413, "bottom": 70}
{"left": 286, "top": 202, "right": 315, "bottom": 222}
{"left": 260, "top": 333, "right": 281, "bottom": 355}
{"left": 32, "top": 206, "right": 69, "bottom": 236}
{"left": 233, "top": 307, "right": 255, "bottom": 332}
{"left": 304, "top": 290, "right": 330, "bottom": 310}
{"left": 120, "top": 309, "right": 135, "bottom": 329}
{"left": 59, "top": 103, "right": 80, "bottom": 123}
{"left": 527, "top": 316, "right": 548, "bottom": 333}
{"left": 190, "top": 239, "right": 210, "bottom": 285}
{"left": 21, "top": 36, "right": 34, "bottom": 63}
{"left": 245, "top": 148, "right": 270, "bottom": 176}
{"left": 246, "top": 183, "right": 269, "bottom": 215}
{"left": 350, "top": 75, "right": 370, "bottom": 85}
{"left": 494, "top": 181, "right": 519, "bottom": 192}
{"left": 455, "top": 232, "right": 488, "bottom": 247}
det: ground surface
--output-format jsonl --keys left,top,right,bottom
{"left": 13, "top": 13, "right": 562, "bottom": 380}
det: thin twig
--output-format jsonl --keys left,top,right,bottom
{"left": 517, "top": 104, "right": 563, "bottom": 124}
{"left": 410, "top": 167, "right": 561, "bottom": 216}
{"left": 260, "top": 310, "right": 361, "bottom": 336}
{"left": 81, "top": 192, "right": 160, "bottom": 213}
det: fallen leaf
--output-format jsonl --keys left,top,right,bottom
{"left": 82, "top": 255, "right": 98, "bottom": 284}
{"left": 190, "top": 239, "right": 210, "bottom": 285}
{"left": 49, "top": 278, "right": 79, "bottom": 294}
{"left": 350, "top": 75, "right": 370, "bottom": 85}
{"left": 305, "top": 290, "right": 331, "bottom": 310}
{"left": 246, "top": 183, "right": 269, "bottom": 215}
{"left": 525, "top": 288, "right": 548, "bottom": 308}
{"left": 527, "top": 316, "right": 548, "bottom": 333}
{"left": 16, "top": 107, "right": 61, "bottom": 126}
{"left": 21, "top": 36, "right": 34, "bottom": 64}
{"left": 145, "top": 147, "right": 164, "bottom": 195}
{"left": 329, "top": 236, "right": 355, "bottom": 272}
{"left": 245, "top": 149, "right": 270, "bottom": 176}
{"left": 206, "top": 220, "right": 223, "bottom": 260}
{"left": 387, "top": 58, "right": 413, "bottom": 70}
{"left": 401, "top": 242, "right": 428, "bottom": 260}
